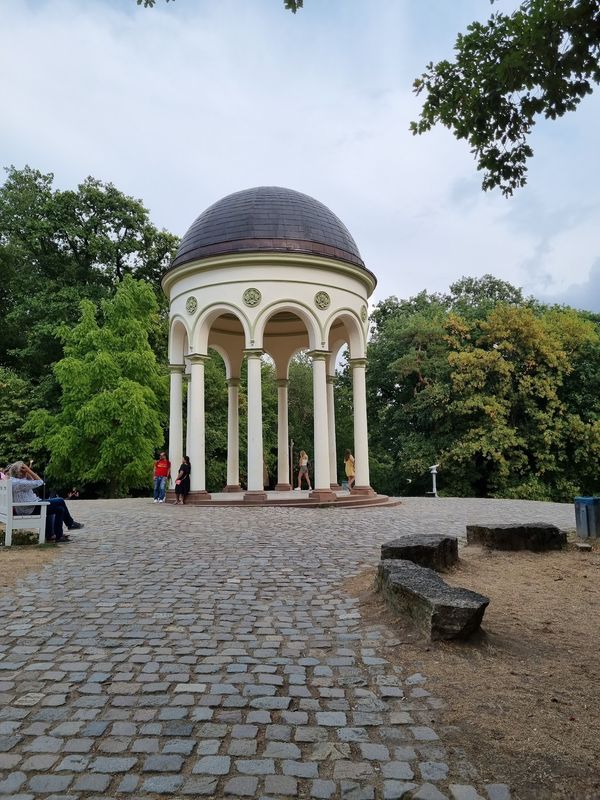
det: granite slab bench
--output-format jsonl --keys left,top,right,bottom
{"left": 381, "top": 533, "right": 458, "bottom": 572}
{"left": 375, "top": 558, "right": 489, "bottom": 641}
{"left": 466, "top": 523, "right": 566, "bottom": 551}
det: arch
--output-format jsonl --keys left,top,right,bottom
{"left": 254, "top": 300, "right": 321, "bottom": 351}
{"left": 169, "top": 315, "right": 191, "bottom": 364}
{"left": 325, "top": 308, "right": 366, "bottom": 360}
{"left": 191, "top": 302, "right": 251, "bottom": 354}
{"left": 205, "top": 343, "right": 234, "bottom": 380}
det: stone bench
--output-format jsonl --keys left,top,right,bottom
{"left": 381, "top": 534, "right": 458, "bottom": 572}
{"left": 466, "top": 523, "right": 566, "bottom": 551}
{"left": 375, "top": 559, "right": 489, "bottom": 640}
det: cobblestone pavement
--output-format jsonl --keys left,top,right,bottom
{"left": 0, "top": 497, "right": 575, "bottom": 799}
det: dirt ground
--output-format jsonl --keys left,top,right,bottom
{"left": 0, "top": 541, "right": 60, "bottom": 590}
{"left": 345, "top": 541, "right": 600, "bottom": 800}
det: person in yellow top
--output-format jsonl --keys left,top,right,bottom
{"left": 344, "top": 449, "right": 355, "bottom": 490}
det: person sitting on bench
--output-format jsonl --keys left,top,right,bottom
{"left": 6, "top": 461, "right": 84, "bottom": 543}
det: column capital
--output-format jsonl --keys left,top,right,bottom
{"left": 349, "top": 357, "right": 368, "bottom": 368}
{"left": 307, "top": 349, "right": 331, "bottom": 362}
{"left": 276, "top": 378, "right": 289, "bottom": 388}
{"left": 169, "top": 363, "right": 185, "bottom": 374}
{"left": 226, "top": 377, "right": 241, "bottom": 388}
{"left": 188, "top": 353, "right": 211, "bottom": 365}
{"left": 244, "top": 348, "right": 264, "bottom": 359}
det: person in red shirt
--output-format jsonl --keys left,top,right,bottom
{"left": 153, "top": 451, "right": 171, "bottom": 503}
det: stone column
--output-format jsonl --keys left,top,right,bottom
{"left": 350, "top": 357, "right": 375, "bottom": 496}
{"left": 168, "top": 364, "right": 184, "bottom": 491}
{"left": 309, "top": 351, "right": 336, "bottom": 502}
{"left": 185, "top": 373, "right": 192, "bottom": 455}
{"left": 188, "top": 354, "right": 211, "bottom": 499}
{"left": 327, "top": 374, "right": 340, "bottom": 489}
{"left": 275, "top": 378, "right": 291, "bottom": 490}
{"left": 244, "top": 349, "right": 267, "bottom": 502}
{"left": 224, "top": 378, "right": 242, "bottom": 492}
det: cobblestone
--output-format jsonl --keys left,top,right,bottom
{"left": 0, "top": 497, "right": 557, "bottom": 798}
{"left": 265, "top": 774, "right": 298, "bottom": 795}
{"left": 224, "top": 775, "right": 260, "bottom": 795}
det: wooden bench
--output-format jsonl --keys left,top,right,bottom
{"left": 0, "top": 479, "right": 49, "bottom": 547}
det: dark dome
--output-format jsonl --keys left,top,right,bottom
{"left": 170, "top": 186, "right": 364, "bottom": 270}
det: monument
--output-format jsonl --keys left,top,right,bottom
{"left": 162, "top": 187, "right": 377, "bottom": 504}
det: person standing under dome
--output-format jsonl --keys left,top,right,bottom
{"left": 295, "top": 450, "right": 312, "bottom": 491}
{"left": 344, "top": 449, "right": 355, "bottom": 490}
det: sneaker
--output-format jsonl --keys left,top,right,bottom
{"left": 68, "top": 522, "right": 84, "bottom": 530}
{"left": 153, "top": 499, "right": 159, "bottom": 503}
{"left": 159, "top": 499, "right": 165, "bottom": 503}
{"left": 293, "top": 487, "right": 300, "bottom": 491}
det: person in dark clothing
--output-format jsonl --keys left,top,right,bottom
{"left": 174, "top": 456, "right": 191, "bottom": 504}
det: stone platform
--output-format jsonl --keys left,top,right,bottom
{"left": 167, "top": 487, "right": 400, "bottom": 509}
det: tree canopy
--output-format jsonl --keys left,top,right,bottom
{"left": 0, "top": 166, "right": 177, "bottom": 392}
{"left": 0, "top": 166, "right": 177, "bottom": 492}
{"left": 367, "top": 276, "right": 600, "bottom": 499}
{"left": 411, "top": 0, "right": 600, "bottom": 195}
{"left": 26, "top": 277, "right": 168, "bottom": 497}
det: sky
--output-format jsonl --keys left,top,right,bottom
{"left": 1, "top": 0, "right": 599, "bottom": 311}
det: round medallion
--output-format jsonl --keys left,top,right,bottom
{"left": 360, "top": 305, "right": 368, "bottom": 322}
{"left": 314, "top": 291, "right": 331, "bottom": 310}
{"left": 186, "top": 296, "right": 198, "bottom": 315}
{"left": 243, "top": 288, "right": 262, "bottom": 307}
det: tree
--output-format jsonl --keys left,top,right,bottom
{"left": 203, "top": 351, "right": 229, "bottom": 492}
{"left": 411, "top": 0, "right": 600, "bottom": 195}
{"left": 287, "top": 353, "right": 314, "bottom": 456}
{"left": 366, "top": 279, "right": 600, "bottom": 499}
{"left": 367, "top": 292, "right": 453, "bottom": 495}
{"left": 445, "top": 304, "right": 600, "bottom": 499}
{"left": 26, "top": 277, "right": 168, "bottom": 497}
{"left": 0, "top": 368, "right": 35, "bottom": 466}
{"left": 0, "top": 166, "right": 178, "bottom": 387}
{"left": 445, "top": 274, "right": 526, "bottom": 319}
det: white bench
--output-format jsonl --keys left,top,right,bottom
{"left": 0, "top": 479, "right": 49, "bottom": 547}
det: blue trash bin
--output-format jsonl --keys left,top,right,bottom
{"left": 574, "top": 496, "right": 600, "bottom": 539}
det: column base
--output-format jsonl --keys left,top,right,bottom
{"left": 186, "top": 490, "right": 212, "bottom": 503}
{"left": 275, "top": 483, "right": 292, "bottom": 492}
{"left": 330, "top": 483, "right": 342, "bottom": 490}
{"left": 243, "top": 491, "right": 268, "bottom": 503}
{"left": 309, "top": 489, "right": 337, "bottom": 503}
{"left": 350, "top": 485, "right": 377, "bottom": 497}
{"left": 222, "top": 484, "right": 242, "bottom": 493}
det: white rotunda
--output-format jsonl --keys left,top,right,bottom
{"left": 162, "top": 186, "right": 377, "bottom": 504}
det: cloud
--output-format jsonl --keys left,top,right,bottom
{"left": 540, "top": 258, "right": 600, "bottom": 313}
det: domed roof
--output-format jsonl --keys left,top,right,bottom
{"left": 170, "top": 186, "right": 365, "bottom": 270}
